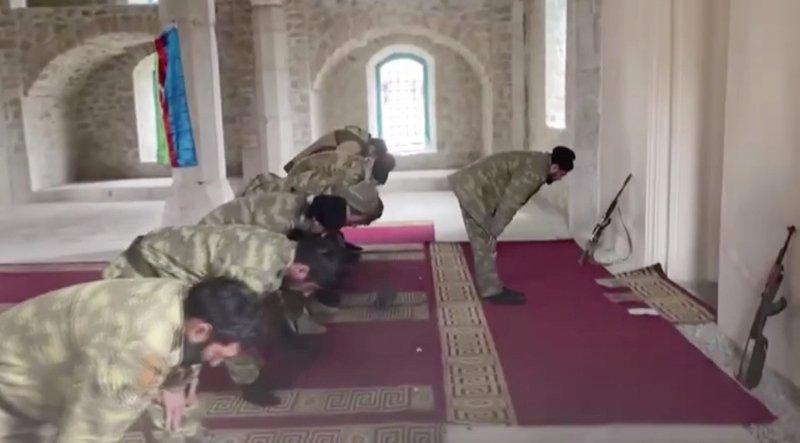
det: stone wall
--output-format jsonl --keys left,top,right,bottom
{"left": 72, "top": 43, "right": 170, "bottom": 180}
{"left": 318, "top": 34, "right": 483, "bottom": 170}
{"left": 0, "top": 1, "right": 256, "bottom": 202}
{"left": 215, "top": 0, "right": 257, "bottom": 178}
{"left": 285, "top": 0, "right": 513, "bottom": 160}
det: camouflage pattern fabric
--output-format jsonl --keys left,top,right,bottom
{"left": 449, "top": 151, "right": 551, "bottom": 297}
{"left": 198, "top": 191, "right": 319, "bottom": 235}
{"left": 0, "top": 279, "right": 186, "bottom": 442}
{"left": 460, "top": 207, "right": 503, "bottom": 298}
{"left": 103, "top": 225, "right": 296, "bottom": 296}
{"left": 449, "top": 151, "right": 551, "bottom": 238}
{"left": 283, "top": 127, "right": 370, "bottom": 173}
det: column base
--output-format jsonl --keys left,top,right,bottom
{"left": 161, "top": 170, "right": 234, "bottom": 226}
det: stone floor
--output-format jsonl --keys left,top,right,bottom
{"left": 1, "top": 193, "right": 798, "bottom": 442}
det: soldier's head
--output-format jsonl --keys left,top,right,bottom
{"left": 366, "top": 137, "right": 388, "bottom": 157}
{"left": 338, "top": 182, "right": 383, "bottom": 226}
{"left": 182, "top": 277, "right": 262, "bottom": 367}
{"left": 306, "top": 195, "right": 347, "bottom": 232}
{"left": 284, "top": 236, "right": 346, "bottom": 297}
{"left": 348, "top": 198, "right": 383, "bottom": 226}
{"left": 548, "top": 146, "right": 576, "bottom": 184}
{"left": 371, "top": 152, "right": 395, "bottom": 185}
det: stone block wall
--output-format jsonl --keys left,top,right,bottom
{"left": 215, "top": 0, "right": 257, "bottom": 178}
{"left": 285, "top": 0, "right": 513, "bottom": 165}
{"left": 318, "top": 34, "right": 483, "bottom": 170}
{"left": 72, "top": 43, "right": 170, "bottom": 180}
{"left": 0, "top": 0, "right": 257, "bottom": 201}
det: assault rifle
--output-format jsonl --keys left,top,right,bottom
{"left": 736, "top": 225, "right": 795, "bottom": 389}
{"left": 579, "top": 174, "right": 633, "bottom": 265}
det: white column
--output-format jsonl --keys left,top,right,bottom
{"left": 249, "top": 0, "right": 294, "bottom": 178}
{"left": 159, "top": 0, "right": 234, "bottom": 226}
{"left": 511, "top": 0, "right": 526, "bottom": 150}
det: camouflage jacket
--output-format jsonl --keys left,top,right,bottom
{"left": 198, "top": 191, "right": 320, "bottom": 235}
{"left": 103, "top": 225, "right": 295, "bottom": 295}
{"left": 283, "top": 127, "right": 371, "bottom": 173}
{"left": 0, "top": 279, "right": 186, "bottom": 442}
{"left": 284, "top": 151, "right": 371, "bottom": 194}
{"left": 449, "top": 151, "right": 551, "bottom": 237}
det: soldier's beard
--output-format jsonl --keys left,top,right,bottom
{"left": 181, "top": 340, "right": 208, "bottom": 367}
{"left": 546, "top": 174, "right": 554, "bottom": 185}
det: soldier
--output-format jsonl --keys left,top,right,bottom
{"left": 103, "top": 225, "right": 344, "bottom": 298}
{"left": 449, "top": 146, "right": 575, "bottom": 305}
{"left": 198, "top": 183, "right": 383, "bottom": 235}
{"left": 282, "top": 126, "right": 388, "bottom": 173}
{"left": 0, "top": 277, "right": 260, "bottom": 442}
{"left": 102, "top": 226, "right": 346, "bottom": 410}
{"left": 241, "top": 150, "right": 395, "bottom": 197}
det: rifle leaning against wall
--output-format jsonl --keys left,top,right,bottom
{"left": 736, "top": 225, "right": 796, "bottom": 389}
{"left": 579, "top": 174, "right": 633, "bottom": 265}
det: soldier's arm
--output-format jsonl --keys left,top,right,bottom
{"left": 488, "top": 164, "right": 544, "bottom": 237}
{"left": 56, "top": 351, "right": 169, "bottom": 442}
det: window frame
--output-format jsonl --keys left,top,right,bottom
{"left": 366, "top": 45, "right": 437, "bottom": 155}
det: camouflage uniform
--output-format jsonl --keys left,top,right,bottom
{"left": 102, "top": 226, "right": 294, "bottom": 409}
{"left": 242, "top": 152, "right": 371, "bottom": 197}
{"left": 0, "top": 279, "right": 187, "bottom": 442}
{"left": 283, "top": 127, "right": 371, "bottom": 173}
{"left": 449, "top": 151, "right": 551, "bottom": 297}
{"left": 198, "top": 191, "right": 320, "bottom": 235}
{"left": 103, "top": 225, "right": 295, "bottom": 296}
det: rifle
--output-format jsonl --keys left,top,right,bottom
{"left": 736, "top": 225, "right": 796, "bottom": 389}
{"left": 579, "top": 174, "right": 633, "bottom": 265}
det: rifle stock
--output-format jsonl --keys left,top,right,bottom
{"left": 580, "top": 174, "right": 633, "bottom": 265}
{"left": 736, "top": 225, "right": 795, "bottom": 389}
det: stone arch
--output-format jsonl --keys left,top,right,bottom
{"left": 24, "top": 10, "right": 159, "bottom": 95}
{"left": 311, "top": 25, "right": 494, "bottom": 155}
{"left": 24, "top": 26, "right": 158, "bottom": 190}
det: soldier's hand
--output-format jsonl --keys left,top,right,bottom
{"left": 161, "top": 388, "right": 187, "bottom": 431}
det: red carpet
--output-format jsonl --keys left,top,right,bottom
{"left": 0, "top": 241, "right": 775, "bottom": 428}
{"left": 198, "top": 252, "right": 446, "bottom": 429}
{"left": 472, "top": 240, "right": 775, "bottom": 425}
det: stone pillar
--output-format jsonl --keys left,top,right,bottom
{"left": 248, "top": 0, "right": 294, "bottom": 178}
{"left": 568, "top": 0, "right": 601, "bottom": 240}
{"left": 159, "top": 0, "right": 234, "bottom": 226}
{"left": 511, "top": 0, "right": 526, "bottom": 151}
{"left": 0, "top": 9, "right": 30, "bottom": 206}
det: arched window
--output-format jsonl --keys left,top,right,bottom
{"left": 367, "top": 45, "right": 436, "bottom": 155}
{"left": 133, "top": 52, "right": 158, "bottom": 163}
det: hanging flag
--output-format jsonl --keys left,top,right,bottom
{"left": 152, "top": 54, "right": 170, "bottom": 166}
{"left": 154, "top": 26, "right": 198, "bottom": 168}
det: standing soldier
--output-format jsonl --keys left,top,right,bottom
{"left": 449, "top": 146, "right": 575, "bottom": 305}
{"left": 0, "top": 277, "right": 260, "bottom": 442}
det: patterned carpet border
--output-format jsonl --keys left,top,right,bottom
{"left": 123, "top": 422, "right": 444, "bottom": 443}
{"left": 199, "top": 385, "right": 434, "bottom": 418}
{"left": 429, "top": 243, "right": 517, "bottom": 425}
{"left": 361, "top": 251, "right": 427, "bottom": 262}
{"left": 614, "top": 263, "right": 715, "bottom": 324}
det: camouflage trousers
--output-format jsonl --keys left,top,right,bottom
{"left": 460, "top": 207, "right": 503, "bottom": 298}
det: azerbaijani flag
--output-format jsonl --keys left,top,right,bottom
{"left": 154, "top": 26, "right": 198, "bottom": 168}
